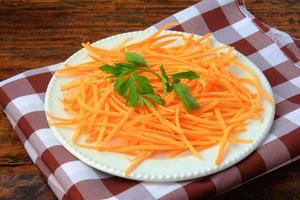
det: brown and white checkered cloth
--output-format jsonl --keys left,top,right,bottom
{"left": 1, "top": 0, "right": 299, "bottom": 199}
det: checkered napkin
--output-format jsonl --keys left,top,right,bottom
{"left": 1, "top": 0, "right": 299, "bottom": 199}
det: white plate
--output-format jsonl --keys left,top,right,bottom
{"left": 45, "top": 30, "right": 275, "bottom": 182}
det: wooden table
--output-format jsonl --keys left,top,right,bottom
{"left": 0, "top": 0, "right": 299, "bottom": 199}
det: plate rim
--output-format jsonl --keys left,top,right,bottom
{"left": 45, "top": 30, "right": 275, "bottom": 182}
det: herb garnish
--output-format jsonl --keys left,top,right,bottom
{"left": 100, "top": 52, "right": 200, "bottom": 111}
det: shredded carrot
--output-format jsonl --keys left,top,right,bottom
{"left": 103, "top": 108, "right": 133, "bottom": 142}
{"left": 48, "top": 22, "right": 273, "bottom": 175}
{"left": 125, "top": 151, "right": 153, "bottom": 175}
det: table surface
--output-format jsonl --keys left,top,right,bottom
{"left": 0, "top": 0, "right": 299, "bottom": 199}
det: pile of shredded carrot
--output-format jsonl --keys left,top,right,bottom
{"left": 48, "top": 23, "right": 273, "bottom": 175}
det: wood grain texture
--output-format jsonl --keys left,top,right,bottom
{"left": 0, "top": 0, "right": 299, "bottom": 199}
{"left": 0, "top": 109, "right": 32, "bottom": 165}
{"left": 0, "top": 165, "right": 56, "bottom": 200}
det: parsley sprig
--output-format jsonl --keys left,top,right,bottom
{"left": 100, "top": 52, "right": 164, "bottom": 107}
{"left": 99, "top": 52, "right": 200, "bottom": 111}
{"left": 159, "top": 65, "right": 200, "bottom": 112}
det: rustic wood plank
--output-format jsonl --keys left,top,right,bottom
{"left": 0, "top": 0, "right": 299, "bottom": 80}
{"left": 0, "top": 109, "right": 32, "bottom": 165}
{"left": 0, "top": 165, "right": 56, "bottom": 200}
{"left": 0, "top": 0, "right": 299, "bottom": 199}
{"left": 246, "top": 0, "right": 300, "bottom": 41}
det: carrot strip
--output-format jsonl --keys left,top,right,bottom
{"left": 96, "top": 103, "right": 109, "bottom": 145}
{"left": 215, "top": 126, "right": 233, "bottom": 165}
{"left": 125, "top": 151, "right": 153, "bottom": 175}
{"left": 104, "top": 109, "right": 133, "bottom": 142}
{"left": 87, "top": 84, "right": 114, "bottom": 132}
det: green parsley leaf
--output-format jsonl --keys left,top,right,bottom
{"left": 144, "top": 94, "right": 165, "bottom": 105}
{"left": 99, "top": 64, "right": 120, "bottom": 76}
{"left": 115, "top": 62, "right": 136, "bottom": 70}
{"left": 124, "top": 52, "right": 148, "bottom": 67}
{"left": 139, "top": 96, "right": 154, "bottom": 108}
{"left": 135, "top": 75, "right": 154, "bottom": 94}
{"left": 173, "top": 77, "right": 180, "bottom": 84}
{"left": 118, "top": 75, "right": 134, "bottom": 97}
{"left": 172, "top": 71, "right": 200, "bottom": 80}
{"left": 114, "top": 73, "right": 125, "bottom": 90}
{"left": 173, "top": 83, "right": 200, "bottom": 112}
{"left": 100, "top": 63, "right": 135, "bottom": 78}
{"left": 159, "top": 65, "right": 172, "bottom": 93}
{"left": 127, "top": 76, "right": 139, "bottom": 106}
